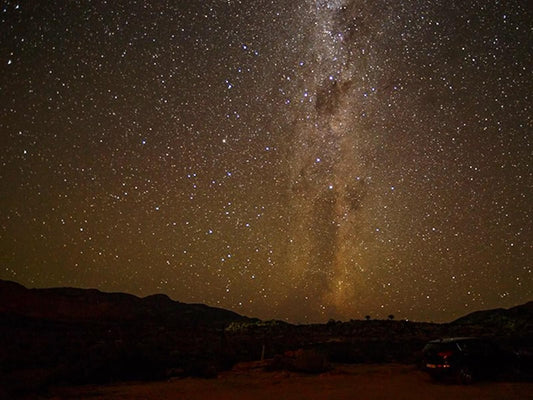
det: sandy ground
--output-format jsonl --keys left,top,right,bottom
{"left": 43, "top": 363, "right": 532, "bottom": 400}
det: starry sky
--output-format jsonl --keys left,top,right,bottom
{"left": 1, "top": 0, "right": 531, "bottom": 323}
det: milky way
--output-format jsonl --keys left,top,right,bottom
{"left": 1, "top": 1, "right": 531, "bottom": 322}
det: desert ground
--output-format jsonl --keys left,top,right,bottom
{"left": 40, "top": 363, "right": 532, "bottom": 400}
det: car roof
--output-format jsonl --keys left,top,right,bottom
{"left": 428, "top": 337, "right": 480, "bottom": 344}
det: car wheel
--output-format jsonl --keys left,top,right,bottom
{"left": 456, "top": 366, "right": 473, "bottom": 384}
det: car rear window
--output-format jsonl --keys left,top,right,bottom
{"left": 456, "top": 340, "right": 488, "bottom": 353}
{"left": 423, "top": 342, "right": 457, "bottom": 352}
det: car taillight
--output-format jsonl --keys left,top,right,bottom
{"left": 437, "top": 351, "right": 453, "bottom": 359}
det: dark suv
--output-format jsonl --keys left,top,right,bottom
{"left": 422, "top": 337, "right": 505, "bottom": 384}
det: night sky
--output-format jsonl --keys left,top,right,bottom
{"left": 1, "top": 0, "right": 531, "bottom": 323}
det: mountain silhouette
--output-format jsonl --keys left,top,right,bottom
{"left": 0, "top": 279, "right": 251, "bottom": 327}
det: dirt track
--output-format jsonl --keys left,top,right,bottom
{"left": 46, "top": 363, "right": 533, "bottom": 400}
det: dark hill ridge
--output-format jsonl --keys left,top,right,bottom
{"left": 451, "top": 301, "right": 533, "bottom": 330}
{"left": 0, "top": 279, "right": 252, "bottom": 327}
{"left": 2, "top": 279, "right": 531, "bottom": 328}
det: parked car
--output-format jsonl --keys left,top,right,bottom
{"left": 422, "top": 337, "right": 508, "bottom": 384}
